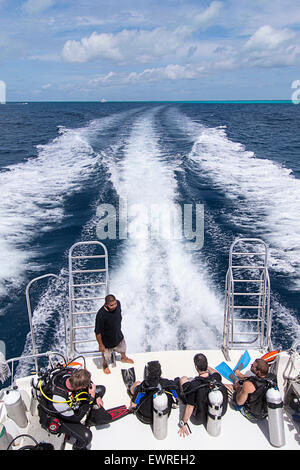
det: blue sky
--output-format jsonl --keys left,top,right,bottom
{"left": 1, "top": 0, "right": 300, "bottom": 101}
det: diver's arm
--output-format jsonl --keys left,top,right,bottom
{"left": 52, "top": 393, "right": 93, "bottom": 422}
{"left": 52, "top": 395, "right": 74, "bottom": 417}
{"left": 96, "top": 333, "right": 105, "bottom": 352}
{"left": 235, "top": 380, "right": 255, "bottom": 406}
{"left": 178, "top": 404, "right": 194, "bottom": 438}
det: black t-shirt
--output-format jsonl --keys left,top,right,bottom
{"left": 94, "top": 300, "right": 124, "bottom": 348}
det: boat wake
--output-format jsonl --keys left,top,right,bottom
{"left": 169, "top": 108, "right": 300, "bottom": 344}
{"left": 10, "top": 105, "right": 300, "bottom": 377}
{"left": 105, "top": 108, "right": 224, "bottom": 353}
{"left": 171, "top": 109, "right": 300, "bottom": 288}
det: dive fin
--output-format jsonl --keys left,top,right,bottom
{"left": 121, "top": 367, "right": 136, "bottom": 389}
{"left": 233, "top": 350, "right": 250, "bottom": 372}
{"left": 216, "top": 362, "right": 238, "bottom": 383}
{"left": 106, "top": 405, "right": 132, "bottom": 422}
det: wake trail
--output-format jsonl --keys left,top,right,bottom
{"left": 105, "top": 108, "right": 224, "bottom": 353}
{"left": 170, "top": 108, "right": 300, "bottom": 345}
{"left": 0, "top": 108, "right": 141, "bottom": 300}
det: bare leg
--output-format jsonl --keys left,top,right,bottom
{"left": 121, "top": 352, "right": 134, "bottom": 364}
{"left": 102, "top": 352, "right": 111, "bottom": 374}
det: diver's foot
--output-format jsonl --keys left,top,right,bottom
{"left": 103, "top": 364, "right": 111, "bottom": 374}
{"left": 121, "top": 356, "right": 134, "bottom": 364}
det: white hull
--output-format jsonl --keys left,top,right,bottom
{"left": 2, "top": 348, "right": 299, "bottom": 451}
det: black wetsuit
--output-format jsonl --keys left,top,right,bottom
{"left": 38, "top": 368, "right": 112, "bottom": 449}
{"left": 243, "top": 372, "right": 277, "bottom": 419}
{"left": 181, "top": 372, "right": 228, "bottom": 424}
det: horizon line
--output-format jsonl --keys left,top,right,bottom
{"left": 2, "top": 99, "right": 295, "bottom": 104}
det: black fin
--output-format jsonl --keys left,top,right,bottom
{"left": 121, "top": 367, "right": 136, "bottom": 389}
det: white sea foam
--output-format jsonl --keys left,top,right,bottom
{"left": 103, "top": 109, "right": 224, "bottom": 352}
{"left": 173, "top": 110, "right": 300, "bottom": 290}
{"left": 169, "top": 109, "right": 300, "bottom": 345}
{"left": 0, "top": 109, "right": 140, "bottom": 300}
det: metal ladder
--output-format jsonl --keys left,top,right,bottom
{"left": 222, "top": 238, "right": 273, "bottom": 360}
{"left": 68, "top": 241, "right": 109, "bottom": 357}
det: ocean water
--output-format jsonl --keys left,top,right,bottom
{"left": 0, "top": 101, "right": 299, "bottom": 372}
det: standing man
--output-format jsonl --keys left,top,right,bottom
{"left": 95, "top": 294, "right": 134, "bottom": 374}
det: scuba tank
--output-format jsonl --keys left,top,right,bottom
{"left": 266, "top": 387, "right": 285, "bottom": 447}
{"left": 30, "top": 375, "right": 39, "bottom": 416}
{"left": 153, "top": 389, "right": 168, "bottom": 440}
{"left": 3, "top": 388, "right": 28, "bottom": 428}
{"left": 206, "top": 387, "right": 223, "bottom": 437}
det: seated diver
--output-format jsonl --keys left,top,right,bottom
{"left": 227, "top": 358, "right": 277, "bottom": 423}
{"left": 178, "top": 353, "right": 228, "bottom": 438}
{"left": 37, "top": 367, "right": 113, "bottom": 450}
{"left": 122, "top": 360, "right": 178, "bottom": 425}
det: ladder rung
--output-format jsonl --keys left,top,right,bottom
{"left": 233, "top": 279, "right": 264, "bottom": 282}
{"left": 71, "top": 269, "right": 107, "bottom": 274}
{"left": 232, "top": 252, "right": 265, "bottom": 256}
{"left": 232, "top": 266, "right": 265, "bottom": 269}
{"left": 233, "top": 305, "right": 263, "bottom": 309}
{"left": 71, "top": 296, "right": 104, "bottom": 302}
{"left": 229, "top": 318, "right": 262, "bottom": 322}
{"left": 71, "top": 255, "right": 106, "bottom": 259}
{"left": 233, "top": 292, "right": 261, "bottom": 296}
{"left": 73, "top": 339, "right": 96, "bottom": 344}
{"left": 72, "top": 325, "right": 94, "bottom": 330}
{"left": 230, "top": 331, "right": 260, "bottom": 335}
{"left": 72, "top": 310, "right": 98, "bottom": 315}
{"left": 73, "top": 348, "right": 100, "bottom": 353}
{"left": 73, "top": 282, "right": 106, "bottom": 287}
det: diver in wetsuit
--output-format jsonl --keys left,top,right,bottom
{"left": 178, "top": 353, "right": 228, "bottom": 437}
{"left": 127, "top": 361, "right": 178, "bottom": 425}
{"left": 232, "top": 358, "right": 277, "bottom": 421}
{"left": 37, "top": 367, "right": 112, "bottom": 450}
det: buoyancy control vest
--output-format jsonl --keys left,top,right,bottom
{"left": 183, "top": 373, "right": 228, "bottom": 424}
{"left": 244, "top": 372, "right": 277, "bottom": 419}
{"left": 37, "top": 367, "right": 92, "bottom": 427}
{"left": 133, "top": 378, "right": 178, "bottom": 425}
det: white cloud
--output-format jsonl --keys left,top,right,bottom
{"left": 88, "top": 63, "right": 210, "bottom": 88}
{"left": 244, "top": 25, "right": 295, "bottom": 51}
{"left": 242, "top": 25, "right": 300, "bottom": 67}
{"left": 125, "top": 64, "right": 203, "bottom": 83}
{"left": 62, "top": 27, "right": 189, "bottom": 64}
{"left": 61, "top": 2, "right": 222, "bottom": 65}
{"left": 192, "top": 0, "right": 222, "bottom": 29}
{"left": 88, "top": 72, "right": 117, "bottom": 87}
{"left": 22, "top": 0, "right": 54, "bottom": 15}
{"left": 62, "top": 31, "right": 122, "bottom": 63}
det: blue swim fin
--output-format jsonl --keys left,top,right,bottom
{"left": 216, "top": 362, "right": 238, "bottom": 383}
{"left": 233, "top": 350, "right": 250, "bottom": 372}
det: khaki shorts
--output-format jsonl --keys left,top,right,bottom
{"left": 103, "top": 338, "right": 126, "bottom": 363}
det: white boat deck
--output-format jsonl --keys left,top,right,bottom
{"left": 24, "top": 348, "right": 297, "bottom": 451}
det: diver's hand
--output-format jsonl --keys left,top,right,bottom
{"left": 178, "top": 425, "right": 190, "bottom": 438}
{"left": 96, "top": 396, "right": 104, "bottom": 408}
